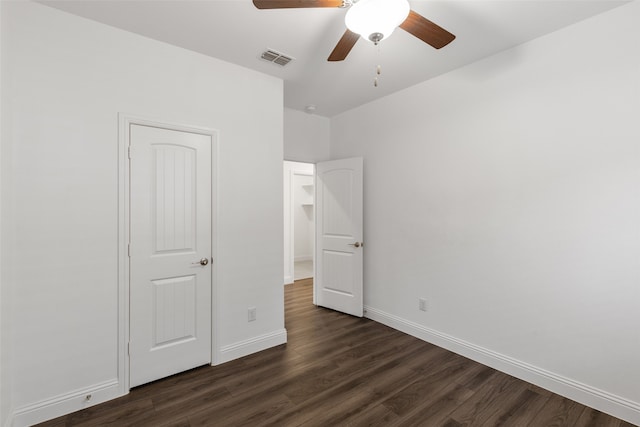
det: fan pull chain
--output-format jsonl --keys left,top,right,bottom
{"left": 374, "top": 44, "right": 382, "bottom": 87}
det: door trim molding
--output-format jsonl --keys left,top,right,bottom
{"left": 118, "top": 114, "right": 219, "bottom": 392}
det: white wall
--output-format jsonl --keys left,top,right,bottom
{"left": 284, "top": 108, "right": 330, "bottom": 163}
{"left": 283, "top": 161, "right": 314, "bottom": 284}
{"left": 2, "top": 2, "right": 284, "bottom": 424}
{"left": 331, "top": 2, "right": 640, "bottom": 424}
{"left": 0, "top": 2, "right": 11, "bottom": 425}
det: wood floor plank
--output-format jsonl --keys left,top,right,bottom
{"left": 342, "top": 404, "right": 401, "bottom": 427}
{"left": 447, "top": 370, "right": 528, "bottom": 425}
{"left": 393, "top": 381, "right": 476, "bottom": 426}
{"left": 187, "top": 392, "right": 294, "bottom": 426}
{"left": 65, "top": 398, "right": 154, "bottom": 427}
{"left": 290, "top": 382, "right": 379, "bottom": 426}
{"left": 382, "top": 355, "right": 477, "bottom": 418}
{"left": 337, "top": 345, "right": 446, "bottom": 425}
{"left": 527, "top": 393, "right": 591, "bottom": 427}
{"left": 151, "top": 383, "right": 231, "bottom": 415}
{"left": 480, "top": 388, "right": 549, "bottom": 426}
{"left": 36, "top": 281, "right": 636, "bottom": 427}
{"left": 455, "top": 364, "right": 497, "bottom": 391}
{"left": 280, "top": 337, "right": 423, "bottom": 410}
{"left": 575, "top": 407, "right": 628, "bottom": 427}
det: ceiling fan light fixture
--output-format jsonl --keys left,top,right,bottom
{"left": 345, "top": 0, "right": 410, "bottom": 44}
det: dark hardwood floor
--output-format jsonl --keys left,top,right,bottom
{"left": 39, "top": 279, "right": 636, "bottom": 427}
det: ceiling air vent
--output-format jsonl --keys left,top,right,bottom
{"left": 260, "top": 49, "right": 294, "bottom": 67}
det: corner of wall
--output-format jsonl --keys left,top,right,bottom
{"left": 217, "top": 329, "right": 287, "bottom": 365}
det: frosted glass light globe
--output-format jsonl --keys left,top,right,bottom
{"left": 345, "top": 0, "right": 410, "bottom": 43}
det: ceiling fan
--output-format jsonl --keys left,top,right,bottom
{"left": 252, "top": 0, "right": 456, "bottom": 61}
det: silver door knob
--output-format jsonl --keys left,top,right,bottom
{"left": 193, "top": 258, "right": 209, "bottom": 266}
{"left": 348, "top": 242, "right": 361, "bottom": 248}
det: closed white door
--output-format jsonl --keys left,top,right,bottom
{"left": 129, "top": 124, "right": 212, "bottom": 388}
{"left": 315, "top": 157, "right": 363, "bottom": 317}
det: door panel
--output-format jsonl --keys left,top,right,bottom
{"left": 315, "top": 157, "right": 363, "bottom": 317}
{"left": 151, "top": 275, "right": 197, "bottom": 348}
{"left": 322, "top": 169, "right": 353, "bottom": 236}
{"left": 129, "top": 124, "right": 212, "bottom": 388}
{"left": 322, "top": 250, "right": 354, "bottom": 294}
{"left": 153, "top": 144, "right": 197, "bottom": 253}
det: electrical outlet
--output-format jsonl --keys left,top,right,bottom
{"left": 419, "top": 298, "right": 428, "bottom": 312}
{"left": 248, "top": 307, "right": 257, "bottom": 322}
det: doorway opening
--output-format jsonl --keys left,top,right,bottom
{"left": 283, "top": 161, "right": 315, "bottom": 285}
{"left": 283, "top": 157, "right": 363, "bottom": 317}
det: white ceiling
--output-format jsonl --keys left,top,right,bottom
{"left": 40, "top": 0, "right": 628, "bottom": 117}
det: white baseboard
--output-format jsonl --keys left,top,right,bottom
{"left": 284, "top": 275, "right": 293, "bottom": 285}
{"left": 364, "top": 306, "right": 640, "bottom": 426}
{"left": 217, "top": 329, "right": 287, "bottom": 364}
{"left": 294, "top": 256, "right": 312, "bottom": 263}
{"left": 12, "top": 329, "right": 288, "bottom": 425}
{"left": 12, "top": 379, "right": 123, "bottom": 427}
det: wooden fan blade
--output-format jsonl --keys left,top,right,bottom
{"left": 253, "top": 0, "right": 343, "bottom": 9}
{"left": 327, "top": 29, "right": 360, "bottom": 62}
{"left": 399, "top": 10, "right": 455, "bottom": 49}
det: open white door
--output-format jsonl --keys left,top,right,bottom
{"left": 129, "top": 124, "right": 212, "bottom": 388}
{"left": 315, "top": 157, "right": 363, "bottom": 317}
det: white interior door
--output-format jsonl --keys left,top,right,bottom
{"left": 315, "top": 157, "right": 363, "bottom": 317}
{"left": 129, "top": 124, "right": 212, "bottom": 388}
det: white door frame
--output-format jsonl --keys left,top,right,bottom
{"left": 118, "top": 114, "right": 219, "bottom": 394}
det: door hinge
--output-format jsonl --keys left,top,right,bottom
{"left": 127, "top": 243, "right": 131, "bottom": 257}
{"left": 127, "top": 342, "right": 130, "bottom": 356}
